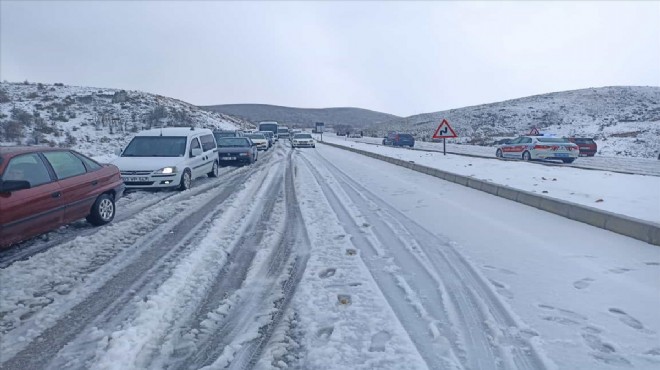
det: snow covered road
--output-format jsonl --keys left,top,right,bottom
{"left": 1, "top": 141, "right": 658, "bottom": 369}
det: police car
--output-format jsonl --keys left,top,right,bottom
{"left": 495, "top": 135, "right": 579, "bottom": 163}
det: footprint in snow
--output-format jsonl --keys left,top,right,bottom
{"left": 609, "top": 267, "right": 634, "bottom": 274}
{"left": 318, "top": 268, "right": 336, "bottom": 279}
{"left": 582, "top": 329, "right": 632, "bottom": 367}
{"left": 645, "top": 262, "right": 660, "bottom": 266}
{"left": 608, "top": 308, "right": 646, "bottom": 331}
{"left": 369, "top": 331, "right": 391, "bottom": 352}
{"left": 573, "top": 278, "right": 594, "bottom": 290}
{"left": 316, "top": 326, "right": 334, "bottom": 343}
{"left": 488, "top": 279, "right": 514, "bottom": 299}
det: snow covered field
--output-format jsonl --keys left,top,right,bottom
{"left": 1, "top": 140, "right": 658, "bottom": 369}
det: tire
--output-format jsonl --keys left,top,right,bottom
{"left": 87, "top": 193, "right": 115, "bottom": 226}
{"left": 207, "top": 161, "right": 219, "bottom": 178}
{"left": 179, "top": 169, "right": 192, "bottom": 191}
{"left": 496, "top": 149, "right": 503, "bottom": 158}
{"left": 562, "top": 158, "right": 575, "bottom": 164}
{"left": 522, "top": 151, "right": 531, "bottom": 161}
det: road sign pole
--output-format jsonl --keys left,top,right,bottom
{"left": 443, "top": 138, "right": 446, "bottom": 155}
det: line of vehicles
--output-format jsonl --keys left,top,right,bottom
{"left": 0, "top": 121, "right": 316, "bottom": 249}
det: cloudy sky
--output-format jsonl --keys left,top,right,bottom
{"left": 1, "top": 1, "right": 658, "bottom": 117}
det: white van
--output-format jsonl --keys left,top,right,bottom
{"left": 113, "top": 127, "right": 219, "bottom": 190}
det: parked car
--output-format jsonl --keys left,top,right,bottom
{"left": 245, "top": 133, "right": 269, "bottom": 151}
{"left": 258, "top": 131, "right": 274, "bottom": 148}
{"left": 495, "top": 135, "right": 579, "bottom": 163}
{"left": 383, "top": 132, "right": 415, "bottom": 147}
{"left": 113, "top": 127, "right": 219, "bottom": 191}
{"left": 212, "top": 130, "right": 244, "bottom": 141}
{"left": 0, "top": 146, "right": 125, "bottom": 249}
{"left": 292, "top": 133, "right": 316, "bottom": 148}
{"left": 278, "top": 126, "right": 290, "bottom": 139}
{"left": 567, "top": 137, "right": 597, "bottom": 157}
{"left": 216, "top": 137, "right": 258, "bottom": 165}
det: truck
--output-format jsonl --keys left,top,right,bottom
{"left": 258, "top": 121, "right": 279, "bottom": 141}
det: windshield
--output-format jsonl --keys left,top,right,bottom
{"left": 278, "top": 129, "right": 289, "bottom": 134}
{"left": 294, "top": 134, "right": 312, "bottom": 139}
{"left": 259, "top": 124, "right": 278, "bottom": 133}
{"left": 246, "top": 134, "right": 265, "bottom": 140}
{"left": 572, "top": 138, "right": 595, "bottom": 144}
{"left": 259, "top": 131, "right": 273, "bottom": 138}
{"left": 122, "top": 136, "right": 187, "bottom": 157}
{"left": 217, "top": 138, "right": 250, "bottom": 147}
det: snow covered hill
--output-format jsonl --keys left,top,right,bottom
{"left": 370, "top": 86, "right": 660, "bottom": 159}
{"left": 0, "top": 82, "right": 251, "bottom": 158}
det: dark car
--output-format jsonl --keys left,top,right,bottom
{"left": 567, "top": 137, "right": 597, "bottom": 157}
{"left": 212, "top": 130, "right": 245, "bottom": 142}
{"left": 216, "top": 137, "right": 258, "bottom": 166}
{"left": 0, "top": 146, "right": 125, "bottom": 249}
{"left": 383, "top": 132, "right": 415, "bottom": 147}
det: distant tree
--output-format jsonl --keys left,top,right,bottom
{"left": 23, "top": 79, "right": 30, "bottom": 85}
{"left": 37, "top": 83, "right": 45, "bottom": 90}
{"left": 64, "top": 131, "right": 77, "bottom": 147}
{"left": 0, "top": 89, "right": 10, "bottom": 103}
{"left": 11, "top": 107, "right": 34, "bottom": 127}
{"left": 27, "top": 92, "right": 39, "bottom": 99}
{"left": 4, "top": 120, "right": 25, "bottom": 141}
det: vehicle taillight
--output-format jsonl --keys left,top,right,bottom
{"left": 534, "top": 145, "right": 552, "bottom": 150}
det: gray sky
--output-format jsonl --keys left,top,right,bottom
{"left": 1, "top": 1, "right": 659, "bottom": 117}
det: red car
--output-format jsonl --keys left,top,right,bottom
{"left": 0, "top": 146, "right": 125, "bottom": 249}
{"left": 567, "top": 137, "right": 597, "bottom": 157}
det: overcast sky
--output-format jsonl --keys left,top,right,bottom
{"left": 1, "top": 1, "right": 658, "bottom": 117}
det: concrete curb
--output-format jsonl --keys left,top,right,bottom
{"left": 319, "top": 141, "right": 660, "bottom": 246}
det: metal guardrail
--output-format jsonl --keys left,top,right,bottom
{"left": 319, "top": 141, "right": 660, "bottom": 246}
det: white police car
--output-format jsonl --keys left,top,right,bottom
{"left": 495, "top": 135, "right": 579, "bottom": 163}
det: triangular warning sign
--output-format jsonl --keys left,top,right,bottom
{"left": 528, "top": 127, "right": 540, "bottom": 135}
{"left": 432, "top": 119, "right": 458, "bottom": 139}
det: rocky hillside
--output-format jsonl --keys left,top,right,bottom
{"left": 202, "top": 103, "right": 400, "bottom": 130}
{"left": 370, "top": 86, "right": 660, "bottom": 158}
{"left": 0, "top": 82, "right": 251, "bottom": 158}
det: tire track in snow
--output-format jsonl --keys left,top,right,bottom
{"left": 300, "top": 148, "right": 548, "bottom": 370}
{"left": 0, "top": 158, "right": 276, "bottom": 369}
{"left": 118, "top": 147, "right": 310, "bottom": 370}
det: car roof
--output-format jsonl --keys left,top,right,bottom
{"left": 135, "top": 127, "right": 211, "bottom": 137}
{"left": 0, "top": 145, "right": 69, "bottom": 156}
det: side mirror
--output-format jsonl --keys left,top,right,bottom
{"left": 0, "top": 180, "right": 31, "bottom": 194}
{"left": 115, "top": 148, "right": 123, "bottom": 156}
{"left": 191, "top": 148, "right": 203, "bottom": 157}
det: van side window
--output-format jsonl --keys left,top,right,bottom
{"left": 190, "top": 138, "right": 201, "bottom": 150}
{"left": 200, "top": 134, "right": 216, "bottom": 151}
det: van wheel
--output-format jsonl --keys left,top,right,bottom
{"left": 179, "top": 169, "right": 192, "bottom": 191}
{"left": 522, "top": 151, "right": 531, "bottom": 161}
{"left": 87, "top": 193, "right": 115, "bottom": 226}
{"left": 496, "top": 149, "right": 503, "bottom": 158}
{"left": 208, "top": 161, "right": 219, "bottom": 178}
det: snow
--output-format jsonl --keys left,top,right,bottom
{"left": 318, "top": 134, "right": 660, "bottom": 224}
{"left": 1, "top": 127, "right": 658, "bottom": 368}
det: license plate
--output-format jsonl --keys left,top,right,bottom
{"left": 555, "top": 153, "right": 569, "bottom": 157}
{"left": 122, "top": 176, "right": 149, "bottom": 182}
{"left": 220, "top": 156, "right": 236, "bottom": 160}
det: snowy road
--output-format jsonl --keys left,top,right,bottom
{"left": 1, "top": 141, "right": 658, "bottom": 369}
